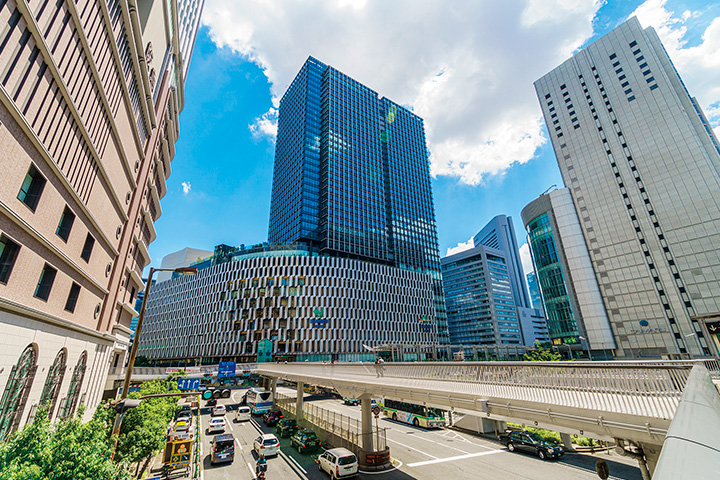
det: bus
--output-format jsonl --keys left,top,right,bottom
{"left": 246, "top": 387, "right": 273, "bottom": 414}
{"left": 383, "top": 399, "right": 447, "bottom": 428}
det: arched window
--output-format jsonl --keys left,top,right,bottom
{"left": 0, "top": 344, "right": 38, "bottom": 440}
{"left": 39, "top": 349, "right": 67, "bottom": 420}
{"left": 61, "top": 351, "right": 87, "bottom": 419}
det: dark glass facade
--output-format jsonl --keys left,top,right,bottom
{"left": 268, "top": 57, "right": 447, "bottom": 342}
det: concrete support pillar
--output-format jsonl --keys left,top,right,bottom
{"left": 296, "top": 382, "right": 304, "bottom": 422}
{"left": 638, "top": 442, "right": 661, "bottom": 477}
{"left": 416, "top": 344, "right": 421, "bottom": 362}
{"left": 560, "top": 433, "right": 574, "bottom": 451}
{"left": 271, "top": 377, "right": 277, "bottom": 404}
{"left": 361, "top": 395, "right": 373, "bottom": 451}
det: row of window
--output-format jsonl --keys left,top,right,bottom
{"left": 0, "top": 345, "right": 87, "bottom": 440}
{"left": 16, "top": 164, "right": 97, "bottom": 260}
{"left": 0, "top": 234, "right": 83, "bottom": 312}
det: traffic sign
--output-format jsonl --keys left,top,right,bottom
{"left": 177, "top": 378, "right": 200, "bottom": 390}
{"left": 217, "top": 361, "right": 236, "bottom": 378}
{"left": 372, "top": 405, "right": 381, "bottom": 416}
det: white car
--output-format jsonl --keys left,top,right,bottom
{"left": 235, "top": 406, "right": 251, "bottom": 422}
{"left": 207, "top": 417, "right": 226, "bottom": 434}
{"left": 318, "top": 447, "right": 358, "bottom": 478}
{"left": 253, "top": 433, "right": 280, "bottom": 457}
{"left": 212, "top": 404, "right": 226, "bottom": 416}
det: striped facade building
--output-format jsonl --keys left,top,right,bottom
{"left": 138, "top": 245, "right": 439, "bottom": 362}
{"left": 0, "top": 0, "right": 203, "bottom": 439}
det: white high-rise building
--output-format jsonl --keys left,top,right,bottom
{"left": 534, "top": 17, "right": 720, "bottom": 358}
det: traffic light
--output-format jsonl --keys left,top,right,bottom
{"left": 221, "top": 389, "right": 231, "bottom": 399}
{"left": 202, "top": 389, "right": 214, "bottom": 400}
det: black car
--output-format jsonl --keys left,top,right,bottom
{"left": 290, "top": 428, "right": 321, "bottom": 453}
{"left": 262, "top": 409, "right": 283, "bottom": 426}
{"left": 206, "top": 398, "right": 217, "bottom": 407}
{"left": 499, "top": 430, "right": 564, "bottom": 460}
{"left": 275, "top": 418, "right": 298, "bottom": 438}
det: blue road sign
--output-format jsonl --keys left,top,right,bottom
{"left": 177, "top": 378, "right": 200, "bottom": 390}
{"left": 217, "top": 361, "right": 236, "bottom": 378}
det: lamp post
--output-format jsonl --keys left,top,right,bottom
{"left": 579, "top": 336, "right": 592, "bottom": 361}
{"left": 111, "top": 266, "right": 197, "bottom": 457}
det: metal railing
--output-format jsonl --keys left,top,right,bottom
{"left": 258, "top": 361, "right": 719, "bottom": 420}
{"left": 275, "top": 393, "right": 387, "bottom": 453}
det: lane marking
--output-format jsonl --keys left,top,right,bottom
{"left": 387, "top": 438, "right": 438, "bottom": 459}
{"left": 406, "top": 449, "right": 505, "bottom": 467}
{"left": 235, "top": 437, "right": 243, "bottom": 450}
{"left": 226, "top": 415, "right": 233, "bottom": 431}
{"left": 247, "top": 461, "right": 257, "bottom": 478}
{"left": 287, "top": 454, "right": 308, "bottom": 474}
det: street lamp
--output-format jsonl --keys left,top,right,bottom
{"left": 579, "top": 336, "right": 592, "bottom": 361}
{"left": 111, "top": 266, "right": 197, "bottom": 455}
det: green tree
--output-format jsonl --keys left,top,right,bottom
{"left": 98, "top": 376, "right": 180, "bottom": 476}
{"left": 0, "top": 406, "right": 131, "bottom": 480}
{"left": 524, "top": 341, "right": 562, "bottom": 362}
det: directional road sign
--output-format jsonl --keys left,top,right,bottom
{"left": 217, "top": 361, "right": 236, "bottom": 378}
{"left": 177, "top": 378, "right": 200, "bottom": 390}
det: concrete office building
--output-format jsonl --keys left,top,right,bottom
{"left": 139, "top": 244, "right": 438, "bottom": 362}
{"left": 534, "top": 17, "right": 720, "bottom": 358}
{"left": 0, "top": 0, "right": 202, "bottom": 438}
{"left": 442, "top": 245, "right": 523, "bottom": 346}
{"left": 155, "top": 247, "right": 212, "bottom": 283}
{"left": 522, "top": 189, "right": 615, "bottom": 357}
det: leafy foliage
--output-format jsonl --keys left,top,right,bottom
{"left": 508, "top": 423, "right": 596, "bottom": 446}
{"left": 0, "top": 406, "right": 131, "bottom": 480}
{"left": 524, "top": 341, "right": 562, "bottom": 362}
{"left": 98, "top": 377, "right": 180, "bottom": 465}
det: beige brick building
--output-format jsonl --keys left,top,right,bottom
{"left": 0, "top": 0, "right": 203, "bottom": 439}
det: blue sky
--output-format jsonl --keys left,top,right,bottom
{"left": 148, "top": 0, "right": 720, "bottom": 275}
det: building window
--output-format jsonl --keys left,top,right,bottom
{"left": 56, "top": 206, "right": 76, "bottom": 242}
{"left": 61, "top": 351, "right": 86, "bottom": 419}
{"left": 64, "top": 283, "right": 81, "bottom": 313}
{"left": 17, "top": 164, "right": 46, "bottom": 212}
{"left": 34, "top": 264, "right": 57, "bottom": 301}
{"left": 0, "top": 344, "right": 38, "bottom": 440}
{"left": 80, "top": 234, "right": 95, "bottom": 262}
{"left": 0, "top": 235, "right": 21, "bottom": 285}
{"left": 38, "top": 349, "right": 66, "bottom": 421}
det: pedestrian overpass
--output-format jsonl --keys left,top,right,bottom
{"left": 254, "top": 360, "right": 720, "bottom": 476}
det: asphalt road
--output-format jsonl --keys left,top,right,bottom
{"left": 198, "top": 386, "right": 643, "bottom": 480}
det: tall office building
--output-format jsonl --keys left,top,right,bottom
{"left": 526, "top": 272, "right": 543, "bottom": 311}
{"left": 0, "top": 0, "right": 202, "bottom": 438}
{"left": 522, "top": 189, "right": 615, "bottom": 356}
{"left": 534, "top": 17, "right": 720, "bottom": 358}
{"left": 268, "top": 57, "right": 447, "bottom": 342}
{"left": 442, "top": 245, "right": 523, "bottom": 346}
{"left": 473, "top": 215, "right": 531, "bottom": 309}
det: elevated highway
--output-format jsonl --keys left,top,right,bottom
{"left": 255, "top": 360, "right": 719, "bottom": 474}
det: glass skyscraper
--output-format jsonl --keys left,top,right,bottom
{"left": 269, "top": 57, "right": 447, "bottom": 341}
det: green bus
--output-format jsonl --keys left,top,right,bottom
{"left": 383, "top": 399, "right": 447, "bottom": 428}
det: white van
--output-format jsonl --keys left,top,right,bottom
{"left": 235, "top": 405, "right": 251, "bottom": 422}
{"left": 318, "top": 447, "right": 358, "bottom": 478}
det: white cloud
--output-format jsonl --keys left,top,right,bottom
{"left": 249, "top": 107, "right": 278, "bottom": 140}
{"left": 519, "top": 243, "right": 535, "bottom": 276}
{"left": 202, "top": 0, "right": 602, "bottom": 185}
{"left": 446, "top": 237, "right": 474, "bottom": 257}
{"left": 631, "top": 0, "right": 720, "bottom": 129}
{"left": 181, "top": 182, "right": 192, "bottom": 195}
